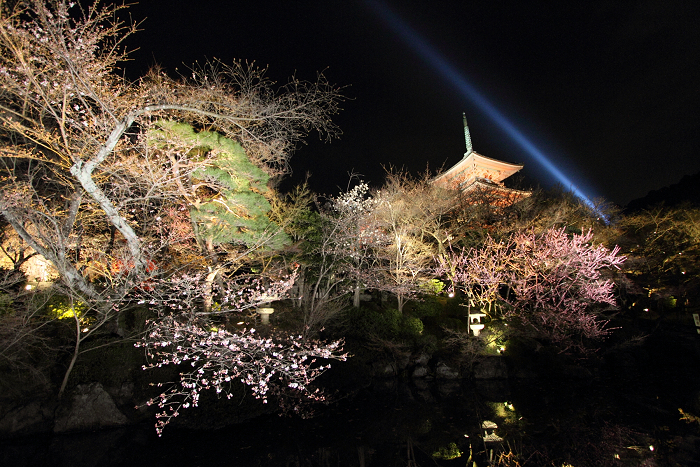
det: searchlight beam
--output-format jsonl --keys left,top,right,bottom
{"left": 366, "top": 0, "right": 599, "bottom": 210}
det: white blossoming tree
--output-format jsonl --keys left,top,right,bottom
{"left": 135, "top": 271, "right": 346, "bottom": 436}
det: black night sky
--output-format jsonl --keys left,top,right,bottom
{"left": 123, "top": 0, "right": 700, "bottom": 206}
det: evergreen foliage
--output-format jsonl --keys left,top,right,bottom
{"left": 149, "top": 121, "right": 290, "bottom": 250}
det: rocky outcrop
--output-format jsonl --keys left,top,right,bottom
{"left": 411, "top": 365, "right": 429, "bottom": 378}
{"left": 53, "top": 383, "right": 129, "bottom": 433}
{"left": 373, "top": 353, "right": 514, "bottom": 381}
{"left": 372, "top": 361, "right": 398, "bottom": 377}
{"left": 435, "top": 362, "right": 460, "bottom": 380}
{"left": 410, "top": 353, "right": 431, "bottom": 378}
{"left": 0, "top": 383, "right": 132, "bottom": 437}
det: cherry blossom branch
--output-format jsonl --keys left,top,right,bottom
{"left": 137, "top": 318, "right": 345, "bottom": 436}
{"left": 134, "top": 270, "right": 345, "bottom": 435}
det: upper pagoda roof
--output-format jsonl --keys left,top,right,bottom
{"left": 434, "top": 151, "right": 524, "bottom": 186}
{"left": 432, "top": 113, "right": 524, "bottom": 190}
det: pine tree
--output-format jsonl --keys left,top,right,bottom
{"left": 149, "top": 121, "right": 290, "bottom": 252}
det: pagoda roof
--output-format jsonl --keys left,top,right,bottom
{"left": 434, "top": 151, "right": 524, "bottom": 185}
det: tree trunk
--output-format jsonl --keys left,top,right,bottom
{"left": 203, "top": 266, "right": 222, "bottom": 312}
{"left": 1, "top": 211, "right": 100, "bottom": 300}
{"left": 353, "top": 280, "right": 361, "bottom": 308}
{"left": 58, "top": 313, "right": 82, "bottom": 399}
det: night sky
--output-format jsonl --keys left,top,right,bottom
{"left": 122, "top": 0, "right": 700, "bottom": 207}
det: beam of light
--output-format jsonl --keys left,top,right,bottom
{"left": 365, "top": 0, "right": 600, "bottom": 212}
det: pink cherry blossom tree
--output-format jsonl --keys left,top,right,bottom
{"left": 438, "top": 228, "right": 625, "bottom": 352}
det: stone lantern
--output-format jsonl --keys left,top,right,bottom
{"left": 257, "top": 307, "right": 274, "bottom": 325}
{"left": 482, "top": 420, "right": 503, "bottom": 464}
{"left": 469, "top": 310, "right": 486, "bottom": 336}
{"left": 481, "top": 420, "right": 502, "bottom": 442}
{"left": 256, "top": 293, "right": 279, "bottom": 325}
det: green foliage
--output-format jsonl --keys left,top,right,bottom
{"left": 432, "top": 442, "right": 462, "bottom": 460}
{"left": 149, "top": 121, "right": 290, "bottom": 250}
{"left": 420, "top": 278, "right": 445, "bottom": 295}
{"left": 412, "top": 296, "right": 443, "bottom": 318}
{"left": 343, "top": 306, "right": 400, "bottom": 339}
{"left": 270, "top": 183, "right": 321, "bottom": 246}
{"left": 399, "top": 315, "right": 424, "bottom": 337}
{"left": 342, "top": 306, "right": 424, "bottom": 340}
{"left": 45, "top": 295, "right": 87, "bottom": 320}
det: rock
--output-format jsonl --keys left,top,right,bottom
{"left": 54, "top": 383, "right": 129, "bottom": 433}
{"left": 473, "top": 356, "right": 508, "bottom": 379}
{"left": 0, "top": 400, "right": 55, "bottom": 436}
{"left": 412, "top": 366, "right": 429, "bottom": 378}
{"left": 372, "top": 361, "right": 397, "bottom": 377}
{"left": 397, "top": 354, "right": 410, "bottom": 370}
{"left": 108, "top": 381, "right": 135, "bottom": 405}
{"left": 412, "top": 352, "right": 430, "bottom": 366}
{"left": 435, "top": 362, "right": 460, "bottom": 380}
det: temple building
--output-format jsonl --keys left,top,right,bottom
{"left": 432, "top": 114, "right": 530, "bottom": 206}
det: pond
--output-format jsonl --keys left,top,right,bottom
{"left": 2, "top": 322, "right": 700, "bottom": 466}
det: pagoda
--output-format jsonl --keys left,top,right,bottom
{"left": 433, "top": 114, "right": 530, "bottom": 205}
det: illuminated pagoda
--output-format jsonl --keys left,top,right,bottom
{"left": 433, "top": 114, "right": 530, "bottom": 205}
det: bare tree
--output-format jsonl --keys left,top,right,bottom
{"left": 369, "top": 171, "right": 452, "bottom": 312}
{"left": 616, "top": 205, "right": 700, "bottom": 307}
{"left": 0, "top": 0, "right": 343, "bottom": 397}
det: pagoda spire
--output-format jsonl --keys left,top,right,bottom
{"left": 462, "top": 112, "right": 473, "bottom": 157}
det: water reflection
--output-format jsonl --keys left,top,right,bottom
{"left": 1, "top": 368, "right": 697, "bottom": 466}
{"left": 1, "top": 380, "right": 507, "bottom": 466}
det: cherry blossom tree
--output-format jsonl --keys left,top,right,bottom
{"left": 272, "top": 182, "right": 385, "bottom": 335}
{"left": 135, "top": 271, "right": 346, "bottom": 436}
{"left": 328, "top": 182, "right": 387, "bottom": 308}
{"left": 438, "top": 228, "right": 625, "bottom": 352}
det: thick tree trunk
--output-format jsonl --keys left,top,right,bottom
{"left": 397, "top": 293, "right": 405, "bottom": 313}
{"left": 203, "top": 266, "right": 222, "bottom": 312}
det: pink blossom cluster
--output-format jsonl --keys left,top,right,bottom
{"left": 134, "top": 269, "right": 298, "bottom": 316}
{"left": 438, "top": 228, "right": 626, "bottom": 351}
